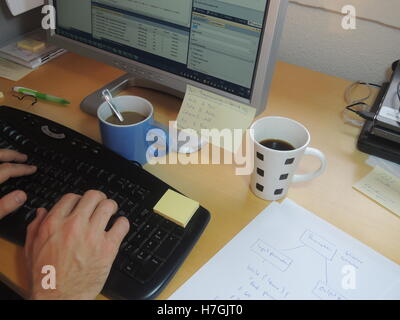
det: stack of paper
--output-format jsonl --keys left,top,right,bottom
{"left": 170, "top": 199, "right": 400, "bottom": 300}
{"left": 0, "top": 30, "right": 66, "bottom": 69}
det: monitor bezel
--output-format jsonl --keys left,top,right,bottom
{"left": 47, "top": 0, "right": 288, "bottom": 115}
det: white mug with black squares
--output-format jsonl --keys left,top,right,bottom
{"left": 250, "top": 117, "right": 327, "bottom": 201}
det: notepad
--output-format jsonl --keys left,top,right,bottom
{"left": 154, "top": 189, "right": 199, "bottom": 228}
{"left": 353, "top": 166, "right": 400, "bottom": 218}
{"left": 176, "top": 85, "right": 256, "bottom": 153}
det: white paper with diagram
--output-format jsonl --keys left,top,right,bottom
{"left": 169, "top": 199, "right": 400, "bottom": 300}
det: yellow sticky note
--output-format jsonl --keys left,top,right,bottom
{"left": 17, "top": 39, "right": 46, "bottom": 52}
{"left": 0, "top": 92, "right": 4, "bottom": 99}
{"left": 176, "top": 85, "right": 256, "bottom": 153}
{"left": 154, "top": 189, "right": 199, "bottom": 228}
{"left": 353, "top": 166, "right": 400, "bottom": 217}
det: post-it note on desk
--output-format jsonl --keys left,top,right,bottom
{"left": 353, "top": 166, "right": 400, "bottom": 217}
{"left": 0, "top": 57, "right": 33, "bottom": 81}
{"left": 154, "top": 189, "right": 199, "bottom": 228}
{"left": 176, "top": 85, "right": 256, "bottom": 152}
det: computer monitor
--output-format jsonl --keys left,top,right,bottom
{"left": 48, "top": 0, "right": 288, "bottom": 116}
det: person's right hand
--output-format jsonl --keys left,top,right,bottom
{"left": 25, "top": 190, "right": 130, "bottom": 300}
{"left": 0, "top": 149, "right": 37, "bottom": 220}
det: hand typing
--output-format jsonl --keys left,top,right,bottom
{"left": 25, "top": 190, "right": 130, "bottom": 300}
{"left": 0, "top": 149, "right": 37, "bottom": 220}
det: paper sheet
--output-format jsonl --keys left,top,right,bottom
{"left": 169, "top": 199, "right": 400, "bottom": 300}
{"left": 0, "top": 58, "right": 33, "bottom": 81}
{"left": 366, "top": 156, "right": 400, "bottom": 180}
{"left": 5, "top": 0, "right": 44, "bottom": 16}
{"left": 176, "top": 85, "right": 256, "bottom": 152}
{"left": 353, "top": 166, "right": 400, "bottom": 218}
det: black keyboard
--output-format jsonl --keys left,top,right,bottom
{"left": 0, "top": 106, "right": 210, "bottom": 300}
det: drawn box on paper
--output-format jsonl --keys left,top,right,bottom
{"left": 251, "top": 239, "right": 292, "bottom": 272}
{"left": 313, "top": 281, "right": 346, "bottom": 300}
{"left": 300, "top": 230, "right": 337, "bottom": 260}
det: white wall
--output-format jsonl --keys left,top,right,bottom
{"left": 0, "top": 2, "right": 41, "bottom": 45}
{"left": 278, "top": 1, "right": 400, "bottom": 84}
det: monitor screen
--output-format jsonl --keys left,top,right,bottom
{"left": 54, "top": 0, "right": 270, "bottom": 100}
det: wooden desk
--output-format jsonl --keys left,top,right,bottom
{"left": 0, "top": 53, "right": 399, "bottom": 299}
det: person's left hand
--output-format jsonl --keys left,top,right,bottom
{"left": 0, "top": 149, "right": 37, "bottom": 220}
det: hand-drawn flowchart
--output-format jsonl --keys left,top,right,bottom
{"left": 224, "top": 228, "right": 347, "bottom": 300}
{"left": 246, "top": 228, "right": 348, "bottom": 300}
{"left": 169, "top": 200, "right": 400, "bottom": 300}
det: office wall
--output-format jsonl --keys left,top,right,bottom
{"left": 279, "top": 1, "right": 400, "bottom": 84}
{"left": 0, "top": 2, "right": 41, "bottom": 45}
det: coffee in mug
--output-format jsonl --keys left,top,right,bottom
{"left": 106, "top": 111, "right": 147, "bottom": 126}
{"left": 259, "top": 139, "right": 295, "bottom": 151}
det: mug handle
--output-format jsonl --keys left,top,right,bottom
{"left": 292, "top": 147, "right": 327, "bottom": 183}
{"left": 146, "top": 121, "right": 169, "bottom": 159}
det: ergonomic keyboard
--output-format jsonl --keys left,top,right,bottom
{"left": 0, "top": 106, "right": 210, "bottom": 300}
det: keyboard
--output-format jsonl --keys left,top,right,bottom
{"left": 0, "top": 106, "right": 210, "bottom": 300}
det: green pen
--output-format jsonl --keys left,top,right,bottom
{"left": 13, "top": 86, "right": 70, "bottom": 105}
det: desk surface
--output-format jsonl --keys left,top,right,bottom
{"left": 0, "top": 53, "right": 399, "bottom": 299}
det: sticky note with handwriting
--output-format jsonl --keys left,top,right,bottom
{"left": 353, "top": 166, "right": 400, "bottom": 217}
{"left": 176, "top": 85, "right": 256, "bottom": 152}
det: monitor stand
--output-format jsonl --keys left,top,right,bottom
{"left": 80, "top": 73, "right": 207, "bottom": 154}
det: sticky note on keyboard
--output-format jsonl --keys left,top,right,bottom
{"left": 176, "top": 85, "right": 256, "bottom": 152}
{"left": 154, "top": 189, "right": 199, "bottom": 228}
{"left": 353, "top": 166, "right": 400, "bottom": 217}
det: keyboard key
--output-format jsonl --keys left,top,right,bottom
{"left": 117, "top": 210, "right": 127, "bottom": 217}
{"left": 147, "top": 212, "right": 162, "bottom": 226}
{"left": 129, "top": 231, "right": 147, "bottom": 249}
{"left": 135, "top": 257, "right": 162, "bottom": 283}
{"left": 24, "top": 208, "right": 37, "bottom": 224}
{"left": 122, "top": 261, "right": 138, "bottom": 278}
{"left": 122, "top": 243, "right": 136, "bottom": 255}
{"left": 172, "top": 226, "right": 185, "bottom": 239}
{"left": 153, "top": 229, "right": 167, "bottom": 242}
{"left": 160, "top": 219, "right": 175, "bottom": 232}
{"left": 115, "top": 195, "right": 127, "bottom": 207}
{"left": 138, "top": 208, "right": 150, "bottom": 219}
{"left": 131, "top": 215, "right": 148, "bottom": 229}
{"left": 141, "top": 222, "right": 157, "bottom": 237}
{"left": 155, "top": 235, "right": 180, "bottom": 261}
{"left": 122, "top": 201, "right": 139, "bottom": 217}
{"left": 135, "top": 249, "right": 151, "bottom": 262}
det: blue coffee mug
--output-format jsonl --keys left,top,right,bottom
{"left": 98, "top": 96, "right": 168, "bottom": 165}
